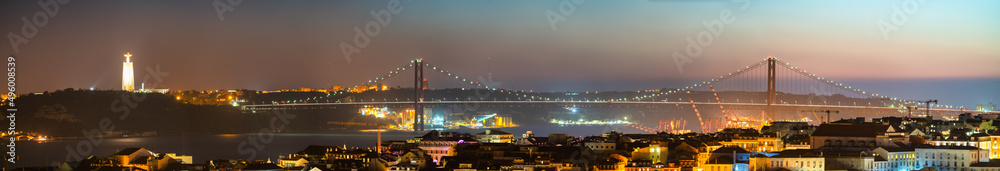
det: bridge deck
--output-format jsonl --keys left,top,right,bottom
{"left": 242, "top": 101, "right": 997, "bottom": 116}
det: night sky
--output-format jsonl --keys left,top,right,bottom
{"left": 1, "top": 0, "right": 997, "bottom": 107}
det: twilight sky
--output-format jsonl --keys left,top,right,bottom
{"left": 1, "top": 0, "right": 997, "bottom": 107}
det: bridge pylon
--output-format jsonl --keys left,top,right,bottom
{"left": 766, "top": 57, "right": 776, "bottom": 121}
{"left": 414, "top": 59, "right": 425, "bottom": 131}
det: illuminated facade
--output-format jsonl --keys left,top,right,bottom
{"left": 760, "top": 153, "right": 825, "bottom": 171}
{"left": 348, "top": 83, "right": 388, "bottom": 93}
{"left": 632, "top": 143, "right": 669, "bottom": 164}
{"left": 978, "top": 102, "right": 997, "bottom": 112}
{"left": 872, "top": 147, "right": 916, "bottom": 171}
{"left": 122, "top": 52, "right": 134, "bottom": 91}
{"left": 474, "top": 129, "right": 513, "bottom": 143}
{"left": 991, "top": 134, "right": 1000, "bottom": 159}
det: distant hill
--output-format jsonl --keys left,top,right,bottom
{"left": 12, "top": 90, "right": 280, "bottom": 137}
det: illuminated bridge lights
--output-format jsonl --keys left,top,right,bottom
{"left": 290, "top": 59, "right": 953, "bottom": 111}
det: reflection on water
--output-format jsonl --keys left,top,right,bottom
{"left": 15, "top": 125, "right": 641, "bottom": 168}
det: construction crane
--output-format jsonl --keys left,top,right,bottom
{"left": 922, "top": 100, "right": 938, "bottom": 117}
{"left": 327, "top": 121, "right": 388, "bottom": 154}
{"left": 903, "top": 106, "right": 918, "bottom": 118}
{"left": 803, "top": 110, "right": 839, "bottom": 123}
{"left": 689, "top": 98, "right": 707, "bottom": 133}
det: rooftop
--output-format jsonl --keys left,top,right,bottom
{"left": 812, "top": 123, "right": 894, "bottom": 137}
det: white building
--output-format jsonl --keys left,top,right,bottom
{"left": 749, "top": 150, "right": 824, "bottom": 171}
{"left": 871, "top": 147, "right": 916, "bottom": 171}
{"left": 916, "top": 146, "right": 989, "bottom": 171}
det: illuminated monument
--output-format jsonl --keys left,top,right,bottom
{"left": 122, "top": 52, "right": 134, "bottom": 91}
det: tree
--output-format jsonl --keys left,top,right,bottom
{"left": 35, "top": 104, "right": 79, "bottom": 123}
{"left": 980, "top": 120, "right": 996, "bottom": 131}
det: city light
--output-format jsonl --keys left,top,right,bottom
{"left": 6, "top": 1, "right": 996, "bottom": 170}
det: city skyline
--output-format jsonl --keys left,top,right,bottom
{"left": 5, "top": 1, "right": 1000, "bottom": 170}
{"left": 1, "top": 1, "right": 998, "bottom": 106}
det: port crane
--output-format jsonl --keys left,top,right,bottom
{"left": 327, "top": 121, "right": 388, "bottom": 154}
{"left": 710, "top": 86, "right": 732, "bottom": 122}
{"left": 689, "top": 98, "right": 707, "bottom": 133}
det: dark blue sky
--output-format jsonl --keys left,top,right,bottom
{"left": 1, "top": 0, "right": 997, "bottom": 107}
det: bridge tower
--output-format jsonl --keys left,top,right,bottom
{"left": 413, "top": 59, "right": 425, "bottom": 131}
{"left": 766, "top": 57, "right": 776, "bottom": 121}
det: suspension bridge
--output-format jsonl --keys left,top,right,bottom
{"left": 243, "top": 57, "right": 998, "bottom": 132}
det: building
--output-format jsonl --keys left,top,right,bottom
{"left": 475, "top": 129, "right": 514, "bottom": 143}
{"left": 513, "top": 131, "right": 549, "bottom": 146}
{"left": 782, "top": 134, "right": 811, "bottom": 150}
{"left": 715, "top": 128, "right": 784, "bottom": 153}
{"left": 89, "top": 147, "right": 179, "bottom": 171}
{"left": 978, "top": 102, "right": 997, "bottom": 112}
{"left": 929, "top": 132, "right": 990, "bottom": 150}
{"left": 824, "top": 151, "right": 875, "bottom": 171}
{"left": 632, "top": 143, "right": 669, "bottom": 164}
{"left": 753, "top": 149, "right": 824, "bottom": 171}
{"left": 242, "top": 163, "right": 283, "bottom": 171}
{"left": 277, "top": 156, "right": 308, "bottom": 168}
{"left": 871, "top": 147, "right": 916, "bottom": 171}
{"left": 990, "top": 132, "right": 1000, "bottom": 159}
{"left": 122, "top": 52, "right": 134, "bottom": 91}
{"left": 625, "top": 160, "right": 679, "bottom": 171}
{"left": 970, "top": 160, "right": 1000, "bottom": 171}
{"left": 710, "top": 146, "right": 751, "bottom": 163}
{"left": 165, "top": 153, "right": 193, "bottom": 164}
{"left": 704, "top": 156, "right": 749, "bottom": 171}
{"left": 916, "top": 146, "right": 989, "bottom": 171}
{"left": 414, "top": 130, "right": 475, "bottom": 164}
{"left": 585, "top": 141, "right": 617, "bottom": 151}
{"left": 704, "top": 146, "right": 751, "bottom": 171}
{"left": 810, "top": 123, "right": 909, "bottom": 149}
